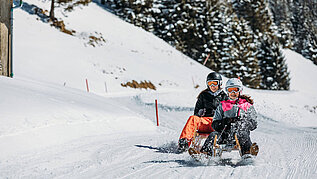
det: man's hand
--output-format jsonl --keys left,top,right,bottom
{"left": 197, "top": 108, "right": 206, "bottom": 117}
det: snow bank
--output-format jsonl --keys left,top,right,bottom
{"left": 0, "top": 76, "right": 155, "bottom": 157}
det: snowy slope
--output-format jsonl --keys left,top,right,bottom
{"left": 0, "top": 0, "right": 317, "bottom": 178}
{"left": 0, "top": 76, "right": 156, "bottom": 157}
{"left": 14, "top": 0, "right": 209, "bottom": 96}
{"left": 250, "top": 49, "right": 317, "bottom": 127}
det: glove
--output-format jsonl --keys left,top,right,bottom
{"left": 197, "top": 108, "right": 206, "bottom": 117}
{"left": 212, "top": 120, "right": 225, "bottom": 132}
{"left": 224, "top": 117, "right": 237, "bottom": 125}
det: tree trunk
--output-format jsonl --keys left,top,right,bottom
{"left": 50, "top": 0, "right": 55, "bottom": 20}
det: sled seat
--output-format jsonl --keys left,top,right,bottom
{"left": 196, "top": 131, "right": 211, "bottom": 138}
{"left": 190, "top": 131, "right": 211, "bottom": 151}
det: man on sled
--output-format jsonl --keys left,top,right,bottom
{"left": 177, "top": 72, "right": 228, "bottom": 153}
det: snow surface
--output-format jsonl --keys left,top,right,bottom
{"left": 1, "top": 0, "right": 317, "bottom": 178}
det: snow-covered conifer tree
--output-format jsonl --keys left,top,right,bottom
{"left": 229, "top": 15, "right": 261, "bottom": 88}
{"left": 259, "top": 40, "right": 290, "bottom": 90}
{"left": 205, "top": 0, "right": 233, "bottom": 72}
{"left": 233, "top": 0, "right": 290, "bottom": 90}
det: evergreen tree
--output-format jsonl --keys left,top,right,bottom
{"left": 168, "top": 0, "right": 208, "bottom": 61}
{"left": 205, "top": 0, "right": 261, "bottom": 88}
{"left": 130, "top": 0, "right": 155, "bottom": 32}
{"left": 229, "top": 16, "right": 261, "bottom": 88}
{"left": 259, "top": 40, "right": 290, "bottom": 90}
{"left": 287, "top": 0, "right": 317, "bottom": 64}
{"left": 151, "top": 0, "right": 177, "bottom": 44}
{"left": 307, "top": 34, "right": 317, "bottom": 65}
{"left": 278, "top": 21, "right": 294, "bottom": 48}
{"left": 234, "top": 0, "right": 290, "bottom": 90}
{"left": 205, "top": 0, "right": 233, "bottom": 72}
{"left": 267, "top": 0, "right": 293, "bottom": 48}
{"left": 103, "top": 0, "right": 293, "bottom": 89}
{"left": 104, "top": 0, "right": 155, "bottom": 32}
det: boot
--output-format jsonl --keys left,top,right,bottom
{"left": 250, "top": 143, "right": 259, "bottom": 156}
{"left": 177, "top": 138, "right": 189, "bottom": 153}
{"left": 200, "top": 132, "right": 219, "bottom": 156}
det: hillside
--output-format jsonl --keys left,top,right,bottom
{"left": 99, "top": 0, "right": 317, "bottom": 90}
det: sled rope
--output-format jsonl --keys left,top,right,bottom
{"left": 218, "top": 124, "right": 227, "bottom": 141}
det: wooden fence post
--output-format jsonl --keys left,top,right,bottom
{"left": 0, "top": 0, "right": 13, "bottom": 77}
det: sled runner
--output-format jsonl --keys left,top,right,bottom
{"left": 188, "top": 132, "right": 241, "bottom": 160}
{"left": 188, "top": 129, "right": 259, "bottom": 161}
{"left": 188, "top": 131, "right": 210, "bottom": 154}
{"left": 187, "top": 130, "right": 210, "bottom": 161}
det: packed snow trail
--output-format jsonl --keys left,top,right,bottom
{"left": 1, "top": 94, "right": 317, "bottom": 178}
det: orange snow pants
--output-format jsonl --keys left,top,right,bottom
{"left": 179, "top": 115, "right": 214, "bottom": 145}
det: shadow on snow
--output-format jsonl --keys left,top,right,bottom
{"left": 143, "top": 157, "right": 253, "bottom": 168}
{"left": 135, "top": 143, "right": 253, "bottom": 167}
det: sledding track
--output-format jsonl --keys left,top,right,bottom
{"left": 253, "top": 118, "right": 317, "bottom": 179}
{"left": 1, "top": 96, "right": 317, "bottom": 178}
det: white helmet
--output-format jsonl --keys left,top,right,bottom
{"left": 225, "top": 78, "right": 243, "bottom": 93}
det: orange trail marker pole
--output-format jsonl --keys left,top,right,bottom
{"left": 203, "top": 54, "right": 210, "bottom": 66}
{"left": 86, "top": 79, "right": 89, "bottom": 92}
{"left": 155, "top": 99, "right": 159, "bottom": 126}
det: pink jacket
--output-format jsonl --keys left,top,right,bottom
{"left": 212, "top": 97, "right": 257, "bottom": 132}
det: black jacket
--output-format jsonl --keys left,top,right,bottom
{"left": 194, "top": 89, "right": 228, "bottom": 117}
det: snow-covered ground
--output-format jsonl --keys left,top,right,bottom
{"left": 0, "top": 0, "right": 317, "bottom": 178}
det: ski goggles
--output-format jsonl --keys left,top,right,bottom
{"left": 206, "top": 80, "right": 219, "bottom": 87}
{"left": 226, "top": 87, "right": 241, "bottom": 93}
